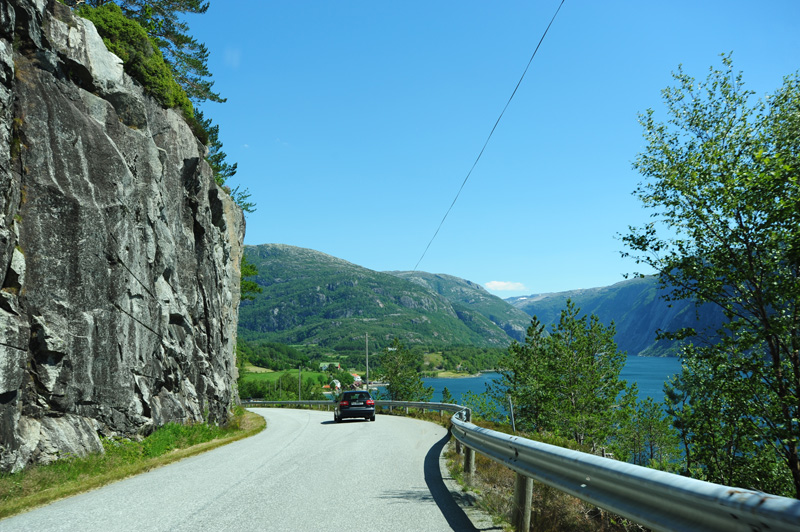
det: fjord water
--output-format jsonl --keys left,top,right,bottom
{"left": 422, "top": 355, "right": 682, "bottom": 405}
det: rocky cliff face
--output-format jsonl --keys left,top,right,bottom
{"left": 0, "top": 0, "right": 243, "bottom": 471}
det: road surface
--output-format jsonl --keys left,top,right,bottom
{"left": 0, "top": 408, "right": 487, "bottom": 531}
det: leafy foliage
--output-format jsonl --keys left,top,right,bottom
{"left": 237, "top": 340, "right": 307, "bottom": 371}
{"left": 84, "top": 0, "right": 223, "bottom": 104}
{"left": 76, "top": 3, "right": 192, "bottom": 117}
{"left": 623, "top": 55, "right": 800, "bottom": 497}
{"left": 462, "top": 389, "right": 504, "bottom": 422}
{"left": 614, "top": 396, "right": 680, "bottom": 470}
{"left": 441, "top": 387, "right": 455, "bottom": 404}
{"left": 665, "top": 350, "right": 792, "bottom": 493}
{"left": 240, "top": 255, "right": 262, "bottom": 301}
{"left": 328, "top": 368, "right": 355, "bottom": 390}
{"left": 422, "top": 346, "right": 505, "bottom": 374}
{"left": 237, "top": 370, "right": 326, "bottom": 401}
{"left": 379, "top": 338, "right": 433, "bottom": 402}
{"left": 491, "top": 300, "right": 636, "bottom": 452}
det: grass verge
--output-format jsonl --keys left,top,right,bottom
{"left": 0, "top": 408, "right": 265, "bottom": 519}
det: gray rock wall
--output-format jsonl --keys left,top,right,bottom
{"left": 0, "top": 0, "right": 243, "bottom": 471}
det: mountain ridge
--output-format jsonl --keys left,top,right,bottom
{"left": 239, "top": 244, "right": 521, "bottom": 352}
{"left": 507, "top": 276, "right": 724, "bottom": 356}
{"left": 240, "top": 244, "right": 723, "bottom": 357}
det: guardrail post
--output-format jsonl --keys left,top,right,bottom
{"left": 464, "top": 446, "right": 475, "bottom": 478}
{"left": 404, "top": 406, "right": 409, "bottom": 415}
{"left": 513, "top": 473, "right": 533, "bottom": 532}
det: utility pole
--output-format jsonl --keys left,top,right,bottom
{"left": 365, "top": 333, "right": 369, "bottom": 391}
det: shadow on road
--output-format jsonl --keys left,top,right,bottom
{"left": 423, "top": 433, "right": 501, "bottom": 531}
{"left": 319, "top": 419, "right": 371, "bottom": 425}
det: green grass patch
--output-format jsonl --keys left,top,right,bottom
{"left": 0, "top": 409, "right": 265, "bottom": 519}
{"left": 423, "top": 351, "right": 444, "bottom": 369}
{"left": 243, "top": 363, "right": 274, "bottom": 374}
{"left": 239, "top": 369, "right": 327, "bottom": 384}
{"left": 434, "top": 370, "right": 476, "bottom": 378}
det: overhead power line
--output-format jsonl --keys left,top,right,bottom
{"left": 412, "top": 0, "right": 566, "bottom": 272}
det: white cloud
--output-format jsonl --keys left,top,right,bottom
{"left": 485, "top": 281, "right": 526, "bottom": 291}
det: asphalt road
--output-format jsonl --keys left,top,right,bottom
{"left": 0, "top": 408, "right": 484, "bottom": 532}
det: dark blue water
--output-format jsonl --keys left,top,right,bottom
{"left": 422, "top": 356, "right": 682, "bottom": 405}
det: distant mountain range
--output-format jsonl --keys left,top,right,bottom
{"left": 238, "top": 244, "right": 531, "bottom": 352}
{"left": 239, "top": 244, "right": 723, "bottom": 356}
{"left": 507, "top": 277, "right": 724, "bottom": 356}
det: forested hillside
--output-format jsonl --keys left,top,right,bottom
{"left": 239, "top": 245, "right": 726, "bottom": 359}
{"left": 387, "top": 271, "right": 531, "bottom": 342}
{"left": 238, "top": 244, "right": 520, "bottom": 355}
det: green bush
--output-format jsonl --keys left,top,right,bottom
{"left": 76, "top": 3, "right": 193, "bottom": 118}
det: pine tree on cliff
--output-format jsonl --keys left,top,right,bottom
{"left": 79, "top": 1, "right": 252, "bottom": 209}
{"left": 84, "top": 0, "right": 223, "bottom": 104}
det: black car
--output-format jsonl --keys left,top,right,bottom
{"left": 334, "top": 391, "right": 376, "bottom": 422}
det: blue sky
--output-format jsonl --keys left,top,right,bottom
{"left": 188, "top": 1, "right": 800, "bottom": 297}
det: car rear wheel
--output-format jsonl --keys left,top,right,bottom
{"left": 370, "top": 415, "right": 376, "bottom": 422}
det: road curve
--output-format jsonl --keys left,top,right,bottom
{"left": 0, "top": 408, "right": 481, "bottom": 532}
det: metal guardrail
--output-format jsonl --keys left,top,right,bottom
{"left": 449, "top": 409, "right": 800, "bottom": 532}
{"left": 244, "top": 399, "right": 800, "bottom": 531}
{"left": 242, "top": 400, "right": 333, "bottom": 408}
{"left": 240, "top": 399, "right": 467, "bottom": 415}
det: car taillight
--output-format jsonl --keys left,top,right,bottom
{"left": 366, "top": 399, "right": 374, "bottom": 406}
{"left": 340, "top": 400, "right": 349, "bottom": 406}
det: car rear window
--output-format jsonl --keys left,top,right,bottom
{"left": 345, "top": 393, "right": 369, "bottom": 400}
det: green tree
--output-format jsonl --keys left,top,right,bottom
{"left": 491, "top": 300, "right": 635, "bottom": 452}
{"left": 194, "top": 110, "right": 236, "bottom": 181}
{"left": 240, "top": 255, "right": 262, "bottom": 302}
{"left": 84, "top": 0, "right": 223, "bottom": 104}
{"left": 614, "top": 395, "right": 680, "bottom": 471}
{"left": 441, "top": 386, "right": 455, "bottom": 404}
{"left": 622, "top": 55, "right": 800, "bottom": 497}
{"left": 330, "top": 369, "right": 355, "bottom": 390}
{"left": 76, "top": 3, "right": 192, "bottom": 117}
{"left": 380, "top": 338, "right": 433, "bottom": 402}
{"left": 462, "top": 389, "right": 503, "bottom": 422}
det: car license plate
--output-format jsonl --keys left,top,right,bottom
{"left": 352, "top": 401, "right": 363, "bottom": 406}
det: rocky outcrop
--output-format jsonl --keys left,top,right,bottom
{"left": 0, "top": 1, "right": 243, "bottom": 471}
